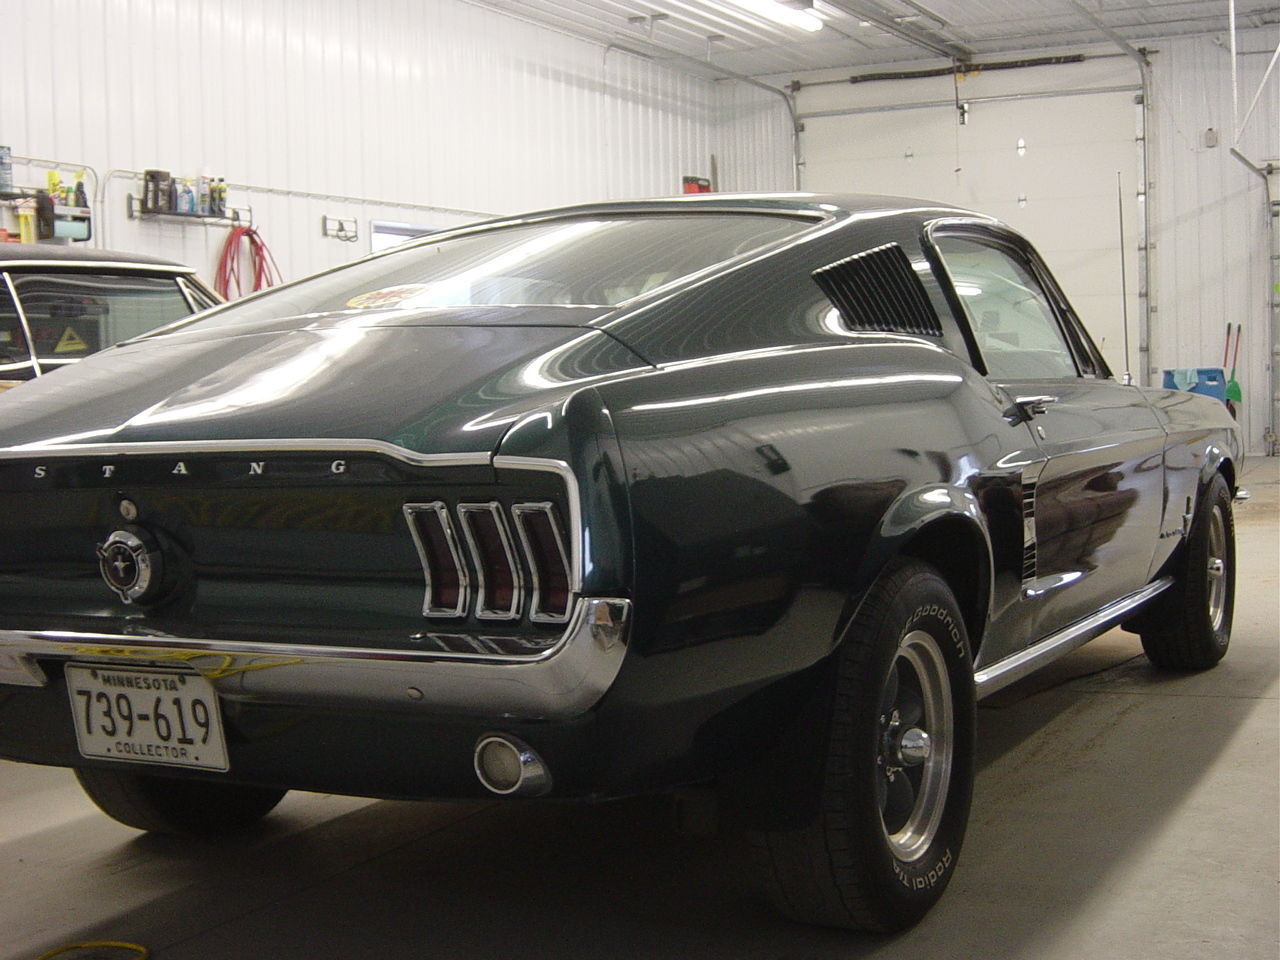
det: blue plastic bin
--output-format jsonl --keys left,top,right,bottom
{"left": 1162, "top": 368, "right": 1227, "bottom": 403}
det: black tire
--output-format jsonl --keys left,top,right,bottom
{"left": 1140, "top": 472, "right": 1235, "bottom": 670}
{"left": 748, "top": 559, "right": 976, "bottom": 932}
{"left": 75, "top": 767, "right": 286, "bottom": 836}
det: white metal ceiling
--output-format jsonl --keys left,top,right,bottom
{"left": 471, "top": 1, "right": 1279, "bottom": 78}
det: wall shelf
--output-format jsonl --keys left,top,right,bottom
{"left": 126, "top": 193, "right": 252, "bottom": 227}
{"left": 2, "top": 190, "right": 93, "bottom": 242}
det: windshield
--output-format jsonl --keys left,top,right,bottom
{"left": 160, "top": 213, "right": 813, "bottom": 334}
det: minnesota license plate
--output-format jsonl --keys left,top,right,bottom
{"left": 65, "top": 665, "right": 229, "bottom": 771}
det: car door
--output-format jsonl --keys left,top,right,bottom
{"left": 928, "top": 223, "right": 1166, "bottom": 647}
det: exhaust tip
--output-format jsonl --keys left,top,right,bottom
{"left": 474, "top": 735, "right": 551, "bottom": 796}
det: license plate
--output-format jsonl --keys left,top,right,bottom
{"left": 65, "top": 665, "right": 229, "bottom": 772}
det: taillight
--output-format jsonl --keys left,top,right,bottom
{"left": 513, "top": 503, "right": 572, "bottom": 622}
{"left": 458, "top": 503, "right": 522, "bottom": 620}
{"left": 405, "top": 498, "right": 576, "bottom": 623}
{"left": 403, "top": 503, "right": 469, "bottom": 617}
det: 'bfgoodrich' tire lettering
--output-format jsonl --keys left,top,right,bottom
{"left": 747, "top": 559, "right": 977, "bottom": 932}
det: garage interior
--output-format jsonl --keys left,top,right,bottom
{"left": 2, "top": 1, "right": 1278, "bottom": 957}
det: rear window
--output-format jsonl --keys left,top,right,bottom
{"left": 158, "top": 214, "right": 813, "bottom": 333}
{"left": 9, "top": 272, "right": 194, "bottom": 362}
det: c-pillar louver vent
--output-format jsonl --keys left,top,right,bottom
{"left": 812, "top": 242, "right": 943, "bottom": 337}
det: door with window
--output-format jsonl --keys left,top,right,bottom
{"left": 931, "top": 226, "right": 1166, "bottom": 654}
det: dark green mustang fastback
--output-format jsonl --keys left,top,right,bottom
{"left": 0, "top": 194, "right": 1240, "bottom": 930}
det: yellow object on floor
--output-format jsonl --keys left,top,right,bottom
{"left": 32, "top": 942, "right": 148, "bottom": 960}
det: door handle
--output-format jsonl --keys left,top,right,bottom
{"left": 1016, "top": 394, "right": 1059, "bottom": 415}
{"left": 1006, "top": 394, "right": 1059, "bottom": 422}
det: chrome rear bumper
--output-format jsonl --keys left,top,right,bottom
{"left": 0, "top": 597, "right": 630, "bottom": 721}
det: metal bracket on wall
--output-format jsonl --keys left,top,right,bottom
{"left": 322, "top": 215, "right": 359, "bottom": 242}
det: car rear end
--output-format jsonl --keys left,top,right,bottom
{"left": 0, "top": 434, "right": 634, "bottom": 799}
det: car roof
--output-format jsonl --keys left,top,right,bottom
{"left": 0, "top": 244, "right": 195, "bottom": 273}
{"left": 493, "top": 192, "right": 979, "bottom": 223}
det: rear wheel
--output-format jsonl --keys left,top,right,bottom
{"left": 1140, "top": 473, "right": 1235, "bottom": 670}
{"left": 75, "top": 767, "right": 286, "bottom": 836}
{"left": 748, "top": 560, "right": 975, "bottom": 932}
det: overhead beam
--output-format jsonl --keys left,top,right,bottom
{"left": 821, "top": 0, "right": 972, "bottom": 62}
{"left": 1067, "top": 0, "right": 1150, "bottom": 67}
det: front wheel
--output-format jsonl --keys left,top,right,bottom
{"left": 748, "top": 560, "right": 976, "bottom": 932}
{"left": 76, "top": 766, "right": 286, "bottom": 836}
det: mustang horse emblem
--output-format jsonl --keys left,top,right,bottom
{"left": 95, "top": 530, "right": 158, "bottom": 604}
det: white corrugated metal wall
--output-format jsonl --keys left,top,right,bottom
{"left": 1, "top": 0, "right": 793, "bottom": 285}
{"left": 783, "top": 30, "right": 1278, "bottom": 453}
{"left": 792, "top": 55, "right": 1146, "bottom": 384}
{"left": 712, "top": 81, "right": 797, "bottom": 191}
{"left": 1150, "top": 31, "right": 1278, "bottom": 456}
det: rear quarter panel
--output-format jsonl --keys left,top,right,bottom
{"left": 595, "top": 337, "right": 1025, "bottom": 690}
{"left": 550, "top": 336, "right": 1041, "bottom": 793}
{"left": 1140, "top": 386, "right": 1242, "bottom": 578}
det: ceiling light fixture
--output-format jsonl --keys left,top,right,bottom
{"left": 724, "top": 0, "right": 823, "bottom": 33}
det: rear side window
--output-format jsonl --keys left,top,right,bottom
{"left": 933, "top": 236, "right": 1078, "bottom": 380}
{"left": 159, "top": 214, "right": 814, "bottom": 334}
{"left": 9, "top": 272, "right": 193, "bottom": 362}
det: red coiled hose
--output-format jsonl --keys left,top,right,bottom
{"left": 214, "top": 225, "right": 283, "bottom": 299}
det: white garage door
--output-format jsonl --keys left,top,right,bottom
{"left": 802, "top": 89, "right": 1144, "bottom": 381}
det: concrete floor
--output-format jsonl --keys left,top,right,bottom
{"left": 3, "top": 458, "right": 1277, "bottom": 960}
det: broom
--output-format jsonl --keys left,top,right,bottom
{"left": 1226, "top": 323, "right": 1242, "bottom": 417}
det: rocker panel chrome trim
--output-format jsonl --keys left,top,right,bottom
{"left": 975, "top": 577, "right": 1173, "bottom": 698}
{"left": 0, "top": 597, "right": 631, "bottom": 719}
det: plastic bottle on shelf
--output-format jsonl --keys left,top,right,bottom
{"left": 197, "top": 175, "right": 211, "bottom": 215}
{"left": 73, "top": 173, "right": 88, "bottom": 209}
{"left": 178, "top": 179, "right": 196, "bottom": 214}
{"left": 35, "top": 191, "right": 55, "bottom": 238}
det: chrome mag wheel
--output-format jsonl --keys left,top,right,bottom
{"left": 1206, "top": 502, "right": 1228, "bottom": 634}
{"left": 877, "top": 628, "right": 954, "bottom": 862}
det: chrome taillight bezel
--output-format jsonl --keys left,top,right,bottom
{"left": 402, "top": 502, "right": 470, "bottom": 618}
{"left": 457, "top": 502, "right": 524, "bottom": 621}
{"left": 512, "top": 502, "right": 573, "bottom": 624}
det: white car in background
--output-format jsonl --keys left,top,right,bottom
{"left": 1, "top": 244, "right": 220, "bottom": 390}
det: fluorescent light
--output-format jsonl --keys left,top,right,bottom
{"left": 725, "top": 0, "right": 823, "bottom": 32}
